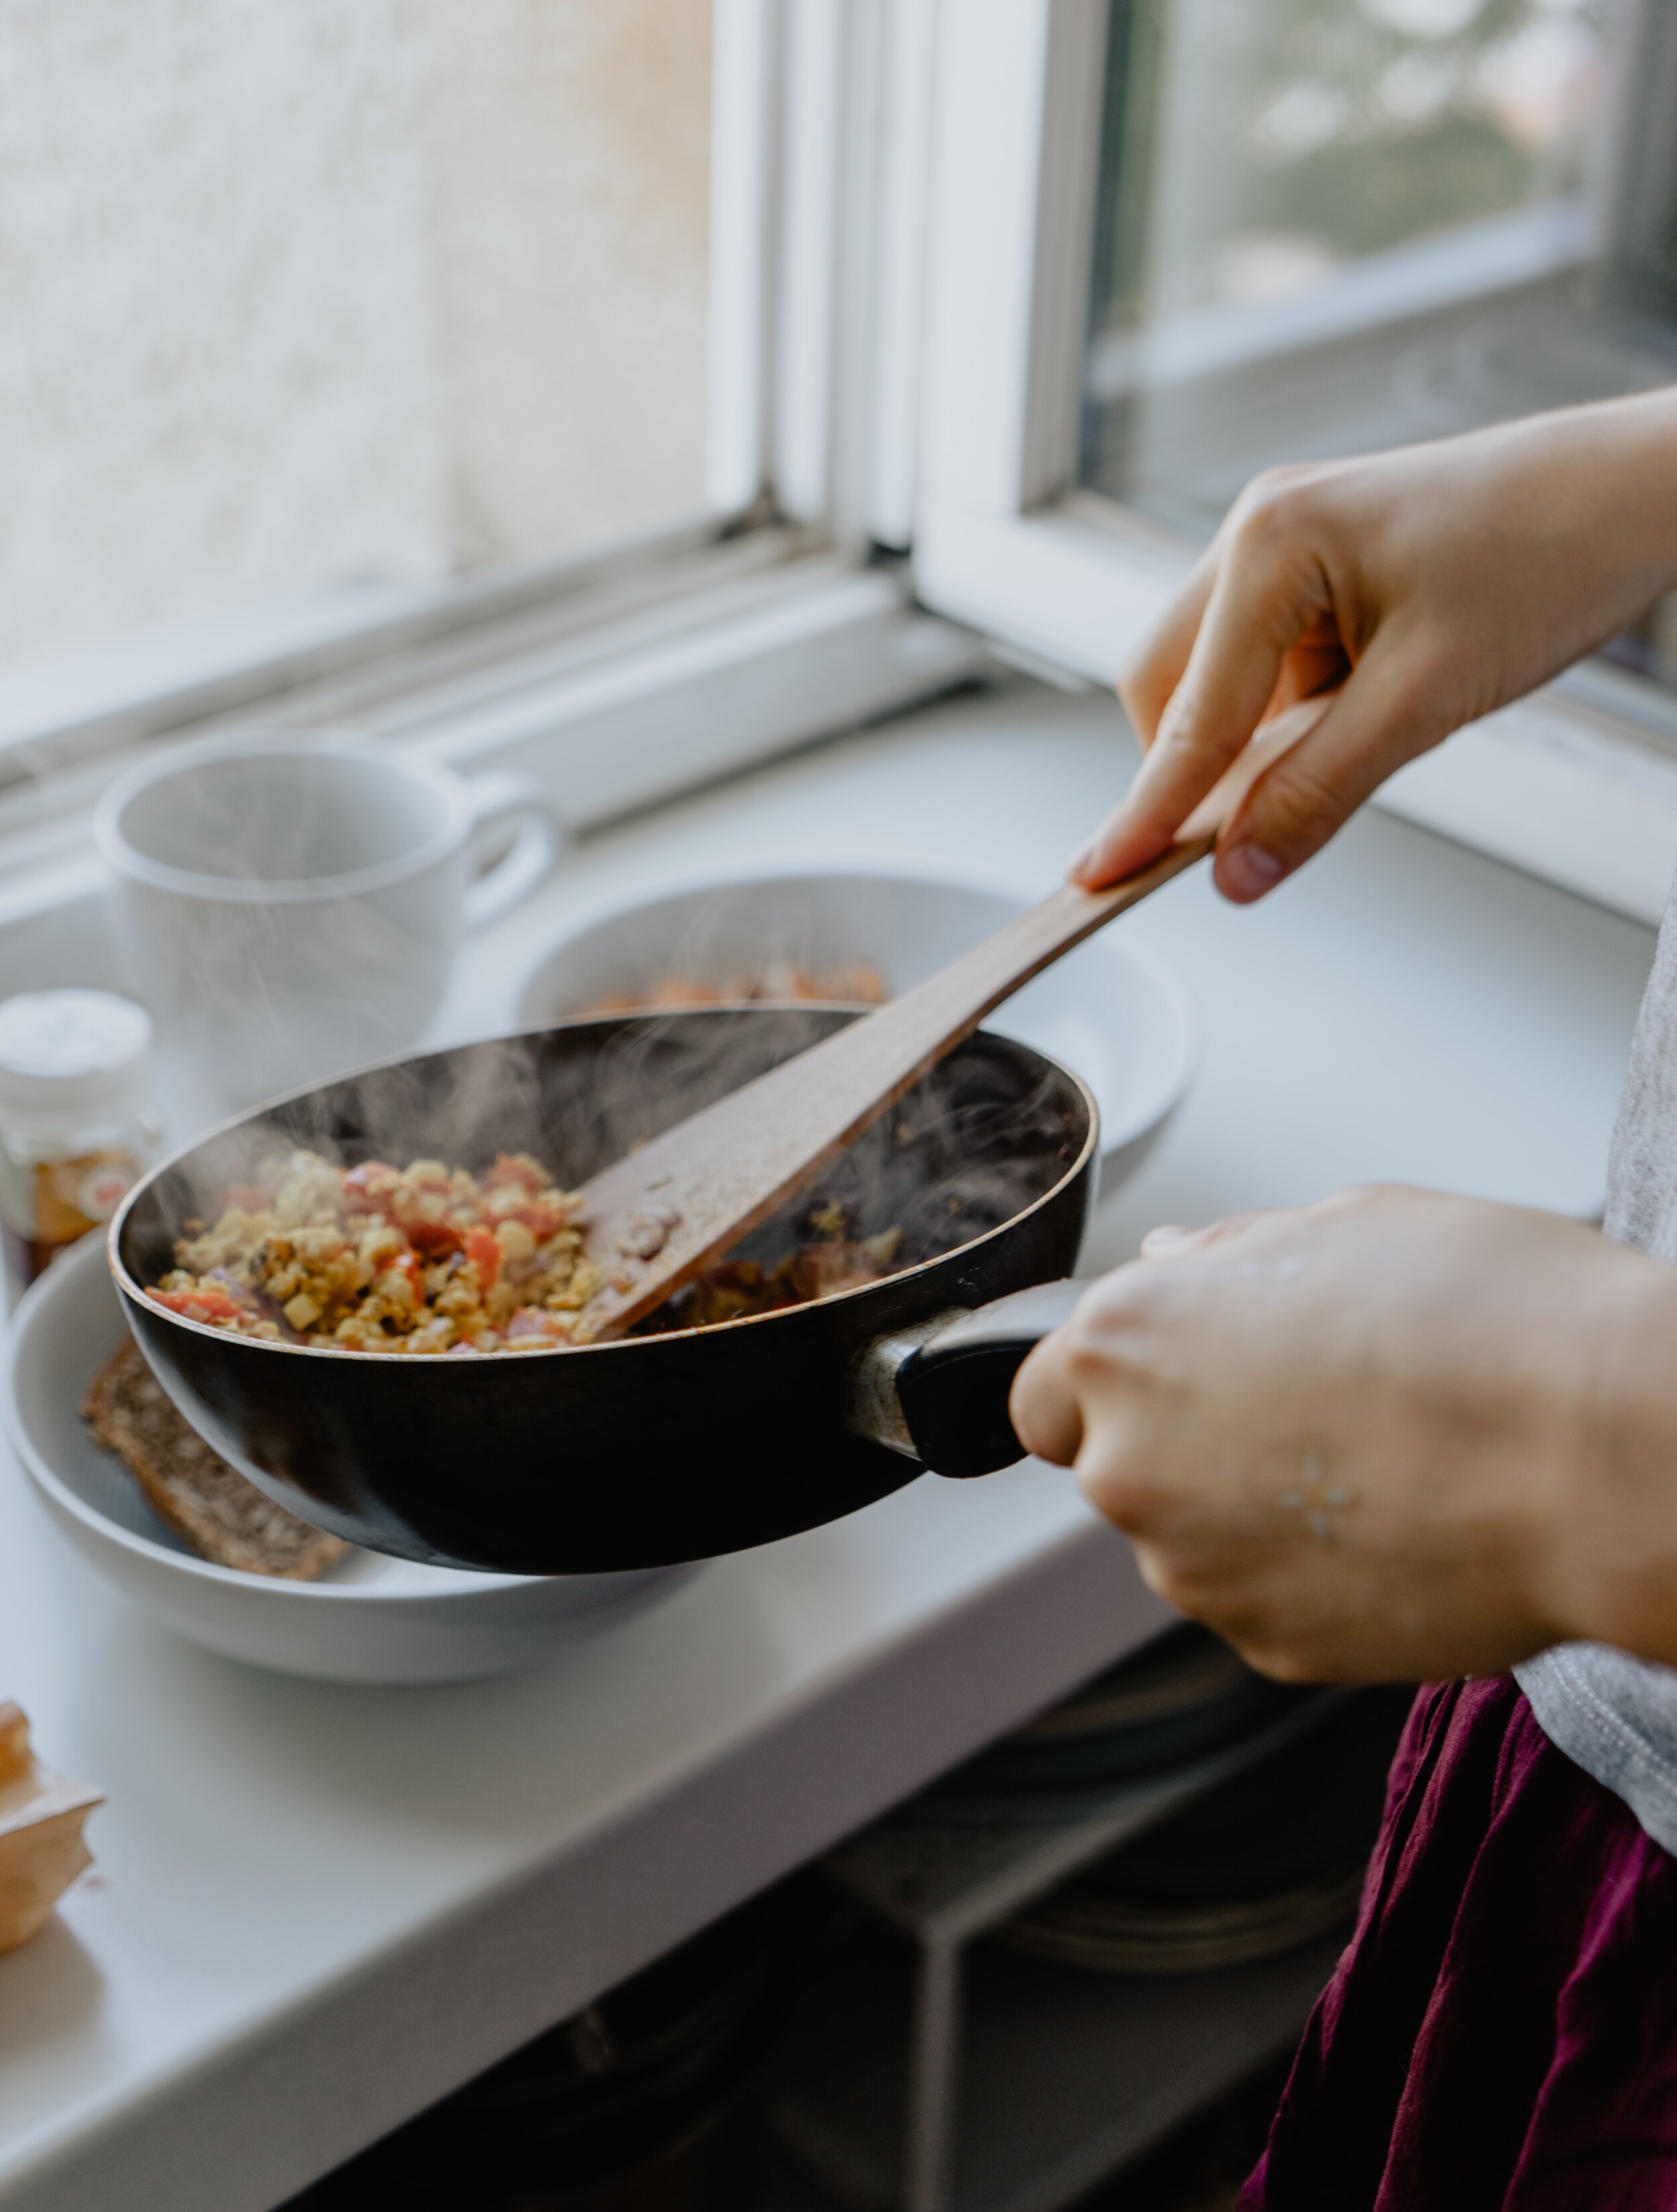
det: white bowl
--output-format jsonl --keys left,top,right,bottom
{"left": 517, "top": 871, "right": 1199, "bottom": 1191}
{"left": 2, "top": 1237, "right": 699, "bottom": 1685}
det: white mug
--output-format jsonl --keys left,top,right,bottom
{"left": 93, "top": 734, "right": 565, "bottom": 1119}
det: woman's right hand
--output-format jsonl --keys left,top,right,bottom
{"left": 1008, "top": 1188, "right": 1647, "bottom": 1683}
{"left": 1071, "top": 390, "right": 1677, "bottom": 905}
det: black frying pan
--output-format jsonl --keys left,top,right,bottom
{"left": 110, "top": 1007, "right": 1093, "bottom": 1574}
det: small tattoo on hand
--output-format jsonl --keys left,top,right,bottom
{"left": 1277, "top": 1451, "right": 1356, "bottom": 1544}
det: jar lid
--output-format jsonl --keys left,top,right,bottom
{"left": 0, "top": 991, "right": 153, "bottom": 1130}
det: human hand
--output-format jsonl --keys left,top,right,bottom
{"left": 1010, "top": 1186, "right": 1677, "bottom": 1683}
{"left": 1071, "top": 390, "right": 1677, "bottom": 903}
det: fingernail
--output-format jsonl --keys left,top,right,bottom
{"left": 1218, "top": 844, "right": 1287, "bottom": 902}
{"left": 1066, "top": 840, "right": 1098, "bottom": 881}
{"left": 1141, "top": 1224, "right": 1197, "bottom": 1257}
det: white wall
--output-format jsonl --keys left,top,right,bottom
{"left": 0, "top": 0, "right": 711, "bottom": 665}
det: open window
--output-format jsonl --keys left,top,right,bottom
{"left": 0, "top": 0, "right": 981, "bottom": 929}
{"left": 910, "top": 0, "right": 1677, "bottom": 924}
{"left": 8, "top": 1, "right": 1677, "bottom": 938}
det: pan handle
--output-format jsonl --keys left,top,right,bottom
{"left": 848, "top": 1280, "right": 1087, "bottom": 1479}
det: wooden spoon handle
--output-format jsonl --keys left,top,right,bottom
{"left": 574, "top": 831, "right": 1213, "bottom": 1340}
{"left": 569, "top": 700, "right": 1334, "bottom": 1338}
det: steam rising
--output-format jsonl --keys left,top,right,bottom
{"left": 115, "top": 770, "right": 1089, "bottom": 1316}
{"left": 122, "top": 1006, "right": 1085, "bottom": 1308}
{"left": 107, "top": 739, "right": 467, "bottom": 1124}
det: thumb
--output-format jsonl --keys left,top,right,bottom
{"left": 1213, "top": 644, "right": 1446, "bottom": 902}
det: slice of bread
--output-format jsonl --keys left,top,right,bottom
{"left": 83, "top": 1339, "right": 349, "bottom": 1581}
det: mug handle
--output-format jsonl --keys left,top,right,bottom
{"left": 462, "top": 771, "right": 568, "bottom": 928}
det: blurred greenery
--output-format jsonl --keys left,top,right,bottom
{"left": 1093, "top": 0, "right": 1607, "bottom": 332}
{"left": 1265, "top": 114, "right": 1531, "bottom": 260}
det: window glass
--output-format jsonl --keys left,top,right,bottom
{"left": 0, "top": 1, "right": 711, "bottom": 670}
{"left": 1081, "top": 1, "right": 1674, "bottom": 536}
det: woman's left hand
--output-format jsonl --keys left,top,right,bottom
{"left": 1010, "top": 1185, "right": 1677, "bottom": 1683}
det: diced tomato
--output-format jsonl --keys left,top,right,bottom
{"left": 464, "top": 1225, "right": 500, "bottom": 1290}
{"left": 343, "top": 1161, "right": 400, "bottom": 1213}
{"left": 148, "top": 1288, "right": 247, "bottom": 1323}
{"left": 486, "top": 1153, "right": 547, "bottom": 1193}
{"left": 506, "top": 1200, "right": 563, "bottom": 1241}
{"left": 401, "top": 1215, "right": 463, "bottom": 1258}
{"left": 505, "top": 1306, "right": 564, "bottom": 1342}
{"left": 369, "top": 1248, "right": 425, "bottom": 1305}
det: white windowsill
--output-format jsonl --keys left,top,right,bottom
{"left": 0, "top": 543, "right": 991, "bottom": 1010}
{"left": 0, "top": 674, "right": 1653, "bottom": 2211}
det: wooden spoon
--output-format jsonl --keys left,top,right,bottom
{"left": 574, "top": 704, "right": 1325, "bottom": 1340}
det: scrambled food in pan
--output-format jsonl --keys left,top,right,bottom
{"left": 147, "top": 1149, "right": 904, "bottom": 1354}
{"left": 150, "top": 1150, "right": 602, "bottom": 1355}
{"left": 636, "top": 1208, "right": 901, "bottom": 1334}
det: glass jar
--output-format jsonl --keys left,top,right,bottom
{"left": 0, "top": 991, "right": 160, "bottom": 1304}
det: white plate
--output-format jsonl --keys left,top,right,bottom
{"left": 2, "top": 1236, "right": 699, "bottom": 1685}
{"left": 517, "top": 870, "right": 1200, "bottom": 1191}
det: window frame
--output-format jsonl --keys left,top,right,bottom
{"left": 906, "top": 0, "right": 1677, "bottom": 928}
{"left": 0, "top": 0, "right": 993, "bottom": 946}
{"left": 14, "top": 0, "right": 1677, "bottom": 937}
{"left": 0, "top": 2, "right": 790, "bottom": 797}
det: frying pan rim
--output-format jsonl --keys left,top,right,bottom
{"left": 109, "top": 1003, "right": 1099, "bottom": 1365}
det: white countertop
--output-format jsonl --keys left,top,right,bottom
{"left": 0, "top": 680, "right": 1656, "bottom": 2211}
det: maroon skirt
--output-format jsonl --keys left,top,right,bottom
{"left": 1239, "top": 1673, "right": 1677, "bottom": 2211}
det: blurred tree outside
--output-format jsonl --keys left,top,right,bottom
{"left": 1095, "top": 0, "right": 1611, "bottom": 331}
